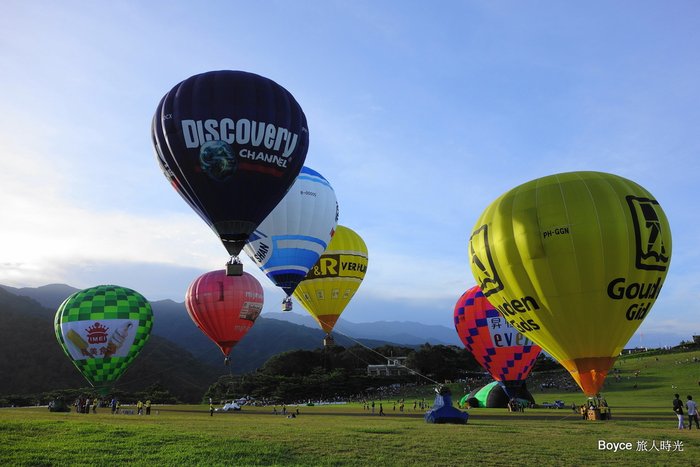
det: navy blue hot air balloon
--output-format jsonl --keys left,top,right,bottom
{"left": 151, "top": 71, "right": 309, "bottom": 270}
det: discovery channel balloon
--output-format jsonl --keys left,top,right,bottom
{"left": 454, "top": 285, "right": 541, "bottom": 386}
{"left": 293, "top": 225, "right": 368, "bottom": 337}
{"left": 185, "top": 270, "right": 264, "bottom": 362}
{"left": 151, "top": 70, "right": 309, "bottom": 261}
{"left": 54, "top": 285, "right": 153, "bottom": 393}
{"left": 468, "top": 171, "right": 672, "bottom": 395}
{"left": 243, "top": 166, "right": 339, "bottom": 309}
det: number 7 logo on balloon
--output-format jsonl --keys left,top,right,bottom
{"left": 469, "top": 224, "right": 504, "bottom": 298}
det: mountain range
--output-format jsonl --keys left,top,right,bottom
{"left": 0, "top": 283, "right": 461, "bottom": 399}
{"left": 0, "top": 287, "right": 221, "bottom": 401}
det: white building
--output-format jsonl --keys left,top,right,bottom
{"left": 367, "top": 357, "right": 410, "bottom": 376}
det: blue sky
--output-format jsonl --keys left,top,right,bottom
{"left": 1, "top": 1, "right": 698, "bottom": 347}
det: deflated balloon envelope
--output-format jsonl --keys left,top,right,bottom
{"left": 185, "top": 270, "right": 264, "bottom": 359}
{"left": 244, "top": 166, "right": 339, "bottom": 302}
{"left": 54, "top": 285, "right": 153, "bottom": 392}
{"left": 151, "top": 70, "right": 309, "bottom": 258}
{"left": 468, "top": 171, "right": 672, "bottom": 395}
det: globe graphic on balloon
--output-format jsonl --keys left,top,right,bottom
{"left": 199, "top": 140, "right": 237, "bottom": 181}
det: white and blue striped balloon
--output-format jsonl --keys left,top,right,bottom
{"left": 244, "top": 166, "right": 338, "bottom": 298}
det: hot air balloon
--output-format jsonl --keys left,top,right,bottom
{"left": 468, "top": 171, "right": 672, "bottom": 395}
{"left": 54, "top": 285, "right": 153, "bottom": 394}
{"left": 151, "top": 70, "right": 309, "bottom": 274}
{"left": 244, "top": 166, "right": 338, "bottom": 311}
{"left": 185, "top": 270, "right": 264, "bottom": 364}
{"left": 454, "top": 285, "right": 541, "bottom": 400}
{"left": 293, "top": 225, "right": 368, "bottom": 345}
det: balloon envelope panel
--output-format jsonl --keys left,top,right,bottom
{"left": 54, "top": 285, "right": 153, "bottom": 390}
{"left": 469, "top": 171, "right": 672, "bottom": 395}
{"left": 293, "top": 225, "right": 368, "bottom": 333}
{"left": 454, "top": 285, "right": 541, "bottom": 382}
{"left": 151, "top": 70, "right": 309, "bottom": 256}
{"left": 185, "top": 270, "right": 264, "bottom": 357}
{"left": 244, "top": 166, "right": 338, "bottom": 296}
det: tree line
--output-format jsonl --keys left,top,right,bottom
{"left": 204, "top": 344, "right": 561, "bottom": 404}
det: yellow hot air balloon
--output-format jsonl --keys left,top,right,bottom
{"left": 469, "top": 171, "right": 671, "bottom": 396}
{"left": 293, "top": 225, "right": 368, "bottom": 342}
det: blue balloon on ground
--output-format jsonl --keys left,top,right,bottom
{"left": 424, "top": 387, "right": 468, "bottom": 424}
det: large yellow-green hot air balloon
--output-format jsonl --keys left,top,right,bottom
{"left": 468, "top": 171, "right": 671, "bottom": 396}
{"left": 293, "top": 225, "right": 368, "bottom": 343}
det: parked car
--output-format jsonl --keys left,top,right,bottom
{"left": 216, "top": 402, "right": 241, "bottom": 412}
{"left": 540, "top": 400, "right": 565, "bottom": 409}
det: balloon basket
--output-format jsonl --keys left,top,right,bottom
{"left": 323, "top": 334, "right": 335, "bottom": 347}
{"left": 226, "top": 262, "right": 243, "bottom": 276}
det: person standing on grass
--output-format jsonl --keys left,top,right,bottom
{"left": 209, "top": 402, "right": 214, "bottom": 417}
{"left": 673, "top": 393, "right": 685, "bottom": 429}
{"left": 379, "top": 403, "right": 384, "bottom": 416}
{"left": 686, "top": 395, "right": 699, "bottom": 429}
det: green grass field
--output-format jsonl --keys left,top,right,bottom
{"left": 3, "top": 349, "right": 700, "bottom": 466}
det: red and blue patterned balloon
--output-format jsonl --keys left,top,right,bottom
{"left": 454, "top": 285, "right": 541, "bottom": 383}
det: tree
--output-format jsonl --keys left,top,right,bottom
{"left": 406, "top": 344, "right": 476, "bottom": 382}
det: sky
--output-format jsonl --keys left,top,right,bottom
{"left": 1, "top": 1, "right": 698, "bottom": 347}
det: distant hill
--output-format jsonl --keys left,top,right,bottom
{"left": 0, "top": 283, "right": 411, "bottom": 377}
{"left": 1, "top": 284, "right": 460, "bottom": 347}
{"left": 263, "top": 311, "right": 462, "bottom": 346}
{"left": 125, "top": 298, "right": 406, "bottom": 373}
{"left": 0, "top": 283, "right": 80, "bottom": 310}
{"left": 0, "top": 288, "right": 221, "bottom": 401}
{"left": 1, "top": 283, "right": 453, "bottom": 374}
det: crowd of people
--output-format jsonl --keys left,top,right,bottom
{"left": 359, "top": 398, "right": 429, "bottom": 414}
{"left": 68, "top": 397, "right": 154, "bottom": 415}
{"left": 573, "top": 396, "right": 611, "bottom": 420}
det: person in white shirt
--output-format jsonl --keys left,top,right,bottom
{"left": 686, "top": 395, "right": 699, "bottom": 429}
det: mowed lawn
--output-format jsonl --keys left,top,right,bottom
{"left": 3, "top": 350, "right": 700, "bottom": 466}
{"left": 0, "top": 403, "right": 697, "bottom": 466}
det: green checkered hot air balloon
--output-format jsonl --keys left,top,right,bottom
{"left": 54, "top": 285, "right": 153, "bottom": 393}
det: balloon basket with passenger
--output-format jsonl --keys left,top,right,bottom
{"left": 582, "top": 395, "right": 611, "bottom": 421}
